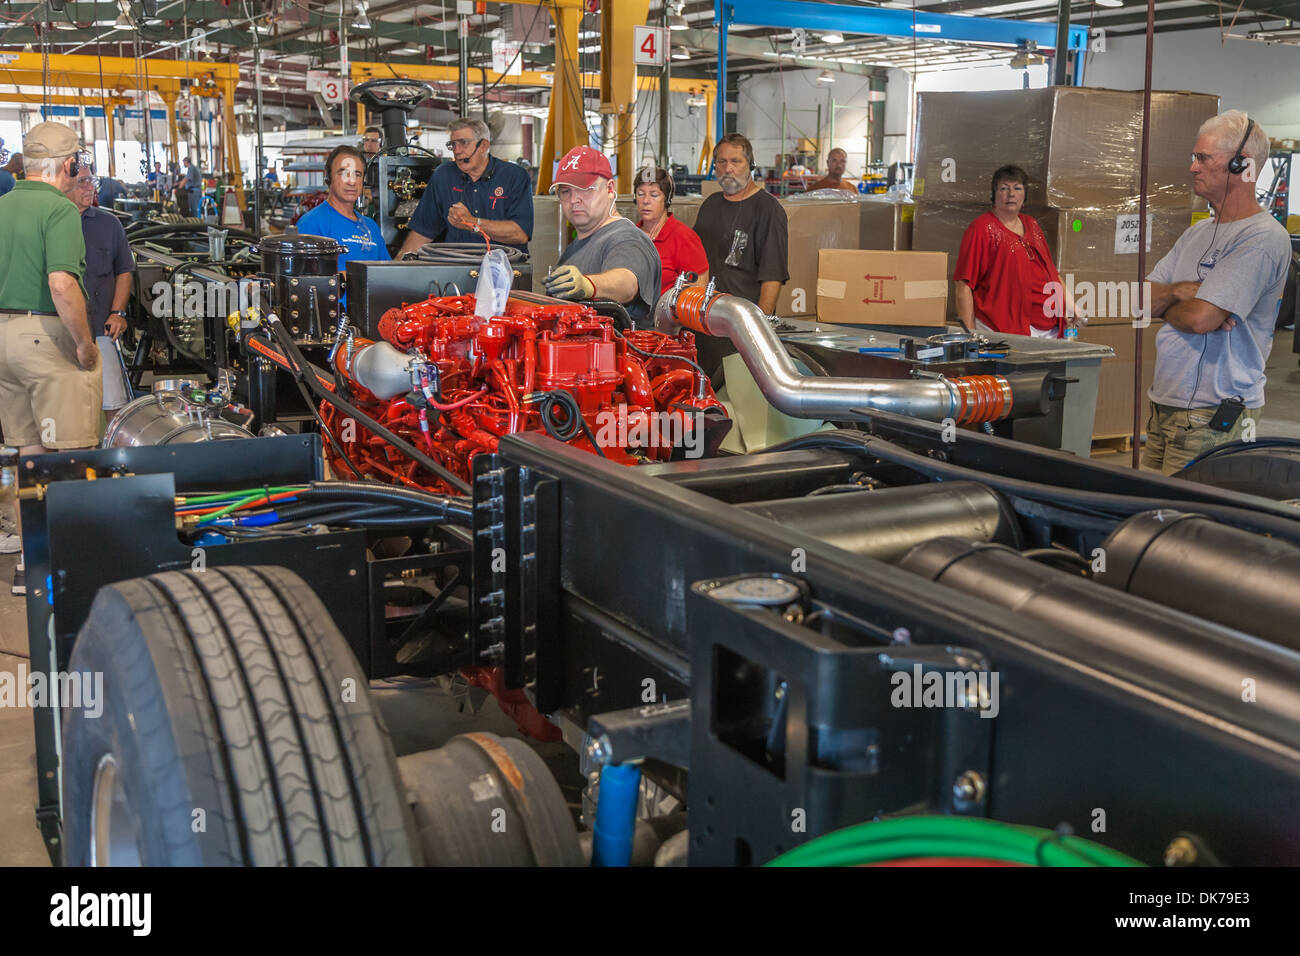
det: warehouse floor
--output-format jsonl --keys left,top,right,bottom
{"left": 0, "top": 336, "right": 1297, "bottom": 866}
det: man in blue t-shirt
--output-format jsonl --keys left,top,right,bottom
{"left": 295, "top": 145, "right": 390, "bottom": 307}
{"left": 396, "top": 116, "right": 533, "bottom": 258}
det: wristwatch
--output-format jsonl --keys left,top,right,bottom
{"left": 109, "top": 310, "right": 127, "bottom": 318}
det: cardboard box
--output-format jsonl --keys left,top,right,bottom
{"left": 911, "top": 201, "right": 1194, "bottom": 323}
{"left": 913, "top": 88, "right": 1219, "bottom": 209}
{"left": 778, "top": 198, "right": 864, "bottom": 316}
{"left": 1078, "top": 321, "right": 1162, "bottom": 436}
{"left": 816, "top": 249, "right": 949, "bottom": 326}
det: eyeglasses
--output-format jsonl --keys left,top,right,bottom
{"left": 555, "top": 183, "right": 601, "bottom": 201}
{"left": 446, "top": 136, "right": 480, "bottom": 150}
{"left": 1191, "top": 152, "right": 1221, "bottom": 165}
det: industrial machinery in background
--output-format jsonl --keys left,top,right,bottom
{"left": 351, "top": 77, "right": 442, "bottom": 254}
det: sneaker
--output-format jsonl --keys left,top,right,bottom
{"left": 0, "top": 532, "right": 19, "bottom": 555}
{"left": 11, "top": 561, "right": 24, "bottom": 597}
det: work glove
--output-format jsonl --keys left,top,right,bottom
{"left": 545, "top": 264, "right": 596, "bottom": 300}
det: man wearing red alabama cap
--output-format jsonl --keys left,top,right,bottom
{"left": 544, "top": 145, "right": 661, "bottom": 328}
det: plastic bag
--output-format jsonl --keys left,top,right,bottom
{"left": 473, "top": 247, "right": 513, "bottom": 319}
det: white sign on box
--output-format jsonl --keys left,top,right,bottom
{"left": 1113, "top": 213, "right": 1155, "bottom": 255}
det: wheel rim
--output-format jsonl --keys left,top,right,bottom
{"left": 90, "top": 754, "right": 142, "bottom": 866}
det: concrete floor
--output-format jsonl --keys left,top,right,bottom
{"left": 0, "top": 332, "right": 1296, "bottom": 867}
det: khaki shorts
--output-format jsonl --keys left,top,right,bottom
{"left": 1140, "top": 401, "right": 1263, "bottom": 476}
{"left": 0, "top": 311, "right": 103, "bottom": 449}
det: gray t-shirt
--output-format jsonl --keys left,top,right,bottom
{"left": 1147, "top": 210, "right": 1290, "bottom": 408}
{"left": 557, "top": 216, "right": 661, "bottom": 328}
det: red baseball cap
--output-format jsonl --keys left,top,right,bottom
{"left": 549, "top": 145, "right": 613, "bottom": 192}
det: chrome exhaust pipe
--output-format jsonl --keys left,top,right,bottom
{"left": 654, "top": 284, "right": 1012, "bottom": 425}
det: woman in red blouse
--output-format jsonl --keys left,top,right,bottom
{"left": 953, "top": 165, "right": 1085, "bottom": 337}
{"left": 634, "top": 165, "right": 709, "bottom": 294}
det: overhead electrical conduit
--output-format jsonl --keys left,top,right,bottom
{"left": 654, "top": 285, "right": 1048, "bottom": 425}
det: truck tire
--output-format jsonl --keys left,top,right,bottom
{"left": 62, "top": 565, "right": 420, "bottom": 866}
{"left": 1178, "top": 441, "right": 1300, "bottom": 501}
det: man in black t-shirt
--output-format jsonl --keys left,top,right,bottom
{"left": 694, "top": 133, "right": 789, "bottom": 314}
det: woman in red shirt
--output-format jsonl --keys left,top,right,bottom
{"left": 953, "top": 165, "right": 1085, "bottom": 338}
{"left": 634, "top": 165, "right": 709, "bottom": 294}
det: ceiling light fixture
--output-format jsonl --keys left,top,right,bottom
{"left": 1094, "top": 0, "right": 1123, "bottom": 7}
{"left": 355, "top": 1, "right": 371, "bottom": 30}
{"left": 671, "top": 49, "right": 690, "bottom": 60}
{"left": 668, "top": 1, "right": 688, "bottom": 31}
{"left": 820, "top": 31, "right": 844, "bottom": 44}
{"left": 816, "top": 70, "right": 835, "bottom": 84}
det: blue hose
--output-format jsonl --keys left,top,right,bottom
{"left": 591, "top": 763, "right": 641, "bottom": 867}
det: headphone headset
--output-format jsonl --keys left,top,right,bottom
{"left": 990, "top": 175, "right": 1025, "bottom": 206}
{"left": 1227, "top": 117, "right": 1255, "bottom": 175}
{"left": 67, "top": 153, "right": 82, "bottom": 177}
{"left": 636, "top": 166, "right": 674, "bottom": 207}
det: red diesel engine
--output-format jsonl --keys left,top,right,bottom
{"left": 322, "top": 294, "right": 731, "bottom": 492}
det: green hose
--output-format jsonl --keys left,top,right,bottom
{"left": 182, "top": 485, "right": 305, "bottom": 505}
{"left": 766, "top": 816, "right": 1144, "bottom": 868}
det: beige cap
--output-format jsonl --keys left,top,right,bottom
{"left": 23, "top": 121, "right": 82, "bottom": 160}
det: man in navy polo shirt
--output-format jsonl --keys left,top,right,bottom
{"left": 295, "top": 145, "right": 390, "bottom": 307}
{"left": 396, "top": 116, "right": 533, "bottom": 258}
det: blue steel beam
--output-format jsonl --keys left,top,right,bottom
{"left": 713, "top": 0, "right": 1089, "bottom": 159}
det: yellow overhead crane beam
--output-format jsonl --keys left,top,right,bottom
{"left": 0, "top": 93, "right": 132, "bottom": 107}
{"left": 0, "top": 54, "right": 244, "bottom": 208}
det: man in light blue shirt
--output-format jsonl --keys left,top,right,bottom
{"left": 294, "top": 145, "right": 390, "bottom": 308}
{"left": 1145, "top": 110, "right": 1291, "bottom": 474}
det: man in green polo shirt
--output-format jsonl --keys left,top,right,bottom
{"left": 0, "top": 121, "right": 102, "bottom": 595}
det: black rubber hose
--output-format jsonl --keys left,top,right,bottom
{"left": 297, "top": 479, "right": 472, "bottom": 521}
{"left": 409, "top": 242, "right": 529, "bottom": 265}
{"left": 154, "top": 260, "right": 223, "bottom": 373}
{"left": 129, "top": 222, "right": 259, "bottom": 242}
{"left": 766, "top": 430, "right": 1300, "bottom": 546}
{"left": 286, "top": 370, "right": 365, "bottom": 481}
{"left": 265, "top": 318, "right": 472, "bottom": 494}
{"left": 591, "top": 300, "right": 634, "bottom": 333}
{"left": 241, "top": 503, "right": 399, "bottom": 529}
{"left": 616, "top": 327, "right": 705, "bottom": 380}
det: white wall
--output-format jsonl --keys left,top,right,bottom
{"left": 735, "top": 68, "right": 884, "bottom": 177}
{"left": 1083, "top": 28, "right": 1300, "bottom": 140}
{"left": 630, "top": 89, "right": 712, "bottom": 173}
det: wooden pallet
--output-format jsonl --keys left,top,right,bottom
{"left": 1091, "top": 433, "right": 1134, "bottom": 455}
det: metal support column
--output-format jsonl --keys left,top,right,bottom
{"left": 222, "top": 78, "right": 245, "bottom": 211}
{"left": 601, "top": 0, "right": 650, "bottom": 192}
{"left": 1053, "top": 0, "right": 1071, "bottom": 86}
{"left": 163, "top": 91, "right": 180, "bottom": 168}
{"left": 458, "top": 15, "right": 470, "bottom": 118}
{"left": 660, "top": 4, "right": 671, "bottom": 168}
{"left": 538, "top": 3, "right": 588, "bottom": 193}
